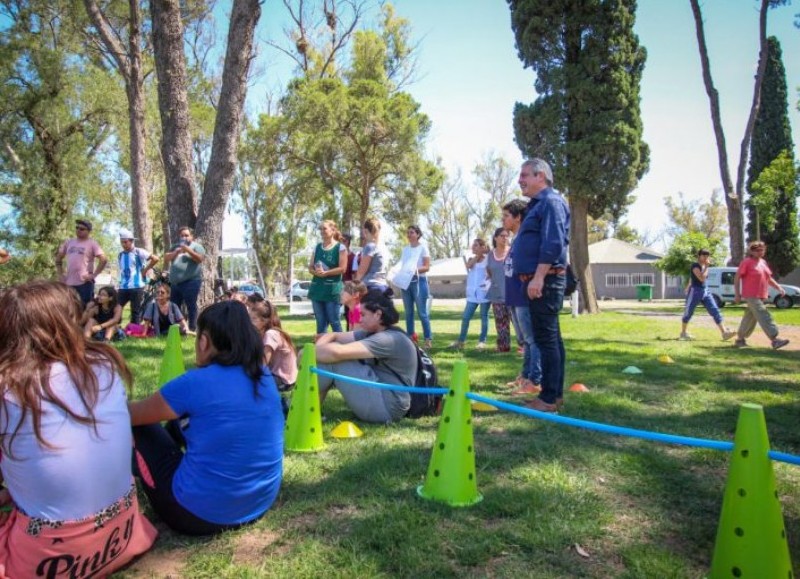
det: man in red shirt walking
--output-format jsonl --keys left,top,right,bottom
{"left": 734, "top": 240, "right": 789, "bottom": 349}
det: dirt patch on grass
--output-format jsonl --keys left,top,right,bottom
{"left": 232, "top": 529, "right": 284, "bottom": 566}
{"left": 127, "top": 546, "right": 189, "bottom": 578}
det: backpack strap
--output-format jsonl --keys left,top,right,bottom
{"left": 372, "top": 326, "right": 412, "bottom": 387}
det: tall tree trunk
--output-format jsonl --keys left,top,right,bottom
{"left": 734, "top": 0, "right": 770, "bottom": 251}
{"left": 195, "top": 0, "right": 262, "bottom": 307}
{"left": 151, "top": 0, "right": 198, "bottom": 245}
{"left": 690, "top": 0, "right": 770, "bottom": 265}
{"left": 568, "top": 197, "right": 598, "bottom": 314}
{"left": 126, "top": 0, "right": 152, "bottom": 251}
{"left": 83, "top": 0, "right": 153, "bottom": 250}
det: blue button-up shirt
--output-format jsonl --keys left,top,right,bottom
{"left": 512, "top": 187, "right": 570, "bottom": 275}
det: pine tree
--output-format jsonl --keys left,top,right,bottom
{"left": 746, "top": 36, "right": 795, "bottom": 241}
{"left": 508, "top": 0, "right": 650, "bottom": 313}
{"left": 745, "top": 36, "right": 798, "bottom": 277}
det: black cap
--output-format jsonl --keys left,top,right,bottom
{"left": 75, "top": 219, "right": 93, "bottom": 231}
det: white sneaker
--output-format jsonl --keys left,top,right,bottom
{"left": 722, "top": 330, "right": 736, "bottom": 341}
{"left": 678, "top": 333, "right": 693, "bottom": 341}
{"left": 476, "top": 342, "right": 487, "bottom": 350}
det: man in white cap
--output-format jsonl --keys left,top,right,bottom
{"left": 118, "top": 228, "right": 159, "bottom": 324}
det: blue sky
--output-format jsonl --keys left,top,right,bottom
{"left": 227, "top": 0, "right": 800, "bottom": 251}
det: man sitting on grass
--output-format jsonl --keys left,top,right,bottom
{"left": 316, "top": 291, "right": 418, "bottom": 423}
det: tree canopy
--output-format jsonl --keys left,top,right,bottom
{"left": 656, "top": 231, "right": 726, "bottom": 280}
{"left": 508, "top": 0, "right": 650, "bottom": 312}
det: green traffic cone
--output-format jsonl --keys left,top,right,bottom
{"left": 158, "top": 324, "right": 185, "bottom": 386}
{"left": 709, "top": 403, "right": 793, "bottom": 578}
{"left": 284, "top": 346, "right": 324, "bottom": 452}
{"left": 417, "top": 360, "right": 482, "bottom": 507}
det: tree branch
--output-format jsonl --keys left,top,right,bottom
{"left": 82, "top": 0, "right": 131, "bottom": 83}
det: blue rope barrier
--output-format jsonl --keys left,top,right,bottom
{"left": 312, "top": 367, "right": 449, "bottom": 395}
{"left": 467, "top": 393, "right": 800, "bottom": 467}
{"left": 308, "top": 365, "right": 800, "bottom": 467}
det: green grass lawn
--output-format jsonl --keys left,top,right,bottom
{"left": 117, "top": 305, "right": 800, "bottom": 578}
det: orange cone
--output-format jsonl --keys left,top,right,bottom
{"left": 569, "top": 383, "right": 589, "bottom": 392}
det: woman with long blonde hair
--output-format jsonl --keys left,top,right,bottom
{"left": 0, "top": 281, "right": 156, "bottom": 576}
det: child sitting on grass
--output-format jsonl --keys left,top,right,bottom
{"left": 82, "top": 285, "right": 123, "bottom": 341}
{"left": 247, "top": 295, "right": 298, "bottom": 416}
{"left": 341, "top": 280, "right": 368, "bottom": 331}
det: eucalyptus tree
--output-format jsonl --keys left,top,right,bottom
{"left": 508, "top": 0, "right": 650, "bottom": 313}
{"left": 426, "top": 170, "right": 471, "bottom": 260}
{"left": 150, "top": 0, "right": 261, "bottom": 305}
{"left": 0, "top": 0, "right": 123, "bottom": 276}
{"left": 469, "top": 152, "right": 518, "bottom": 239}
{"left": 83, "top": 0, "right": 153, "bottom": 250}
{"left": 236, "top": 112, "right": 321, "bottom": 288}
{"left": 689, "top": 0, "right": 789, "bottom": 265}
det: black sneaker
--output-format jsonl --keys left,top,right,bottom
{"left": 771, "top": 338, "right": 789, "bottom": 350}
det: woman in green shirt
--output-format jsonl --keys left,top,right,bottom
{"left": 308, "top": 220, "right": 347, "bottom": 338}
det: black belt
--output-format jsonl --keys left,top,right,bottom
{"left": 518, "top": 268, "right": 566, "bottom": 282}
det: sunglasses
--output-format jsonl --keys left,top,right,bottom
{"left": 76, "top": 226, "right": 88, "bottom": 231}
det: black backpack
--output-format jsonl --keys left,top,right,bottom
{"left": 380, "top": 328, "right": 442, "bottom": 419}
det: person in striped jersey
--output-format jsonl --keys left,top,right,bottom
{"left": 117, "top": 228, "right": 159, "bottom": 324}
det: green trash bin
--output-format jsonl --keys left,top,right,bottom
{"left": 635, "top": 284, "right": 653, "bottom": 301}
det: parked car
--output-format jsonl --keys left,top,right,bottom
{"left": 237, "top": 283, "right": 264, "bottom": 298}
{"left": 287, "top": 280, "right": 310, "bottom": 301}
{"left": 706, "top": 267, "right": 800, "bottom": 309}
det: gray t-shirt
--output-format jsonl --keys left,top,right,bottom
{"left": 361, "top": 242, "right": 388, "bottom": 287}
{"left": 485, "top": 251, "right": 507, "bottom": 303}
{"left": 354, "top": 328, "right": 418, "bottom": 416}
{"left": 169, "top": 241, "right": 205, "bottom": 285}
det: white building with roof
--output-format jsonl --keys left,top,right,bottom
{"left": 588, "top": 238, "right": 683, "bottom": 300}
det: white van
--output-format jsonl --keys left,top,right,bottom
{"left": 705, "top": 267, "right": 800, "bottom": 309}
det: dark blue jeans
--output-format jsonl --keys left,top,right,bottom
{"left": 312, "top": 299, "right": 343, "bottom": 334}
{"left": 71, "top": 282, "right": 95, "bottom": 308}
{"left": 528, "top": 274, "right": 566, "bottom": 404}
{"left": 171, "top": 277, "right": 202, "bottom": 331}
{"left": 513, "top": 305, "right": 542, "bottom": 384}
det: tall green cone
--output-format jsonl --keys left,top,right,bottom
{"left": 284, "top": 346, "right": 325, "bottom": 452}
{"left": 417, "top": 360, "right": 482, "bottom": 507}
{"left": 710, "top": 403, "right": 793, "bottom": 578}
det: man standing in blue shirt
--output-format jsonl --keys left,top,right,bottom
{"left": 513, "top": 159, "right": 570, "bottom": 413}
{"left": 118, "top": 229, "right": 159, "bottom": 324}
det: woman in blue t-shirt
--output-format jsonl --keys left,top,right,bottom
{"left": 129, "top": 301, "right": 284, "bottom": 535}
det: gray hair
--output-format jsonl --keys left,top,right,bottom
{"left": 522, "top": 158, "right": 554, "bottom": 186}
